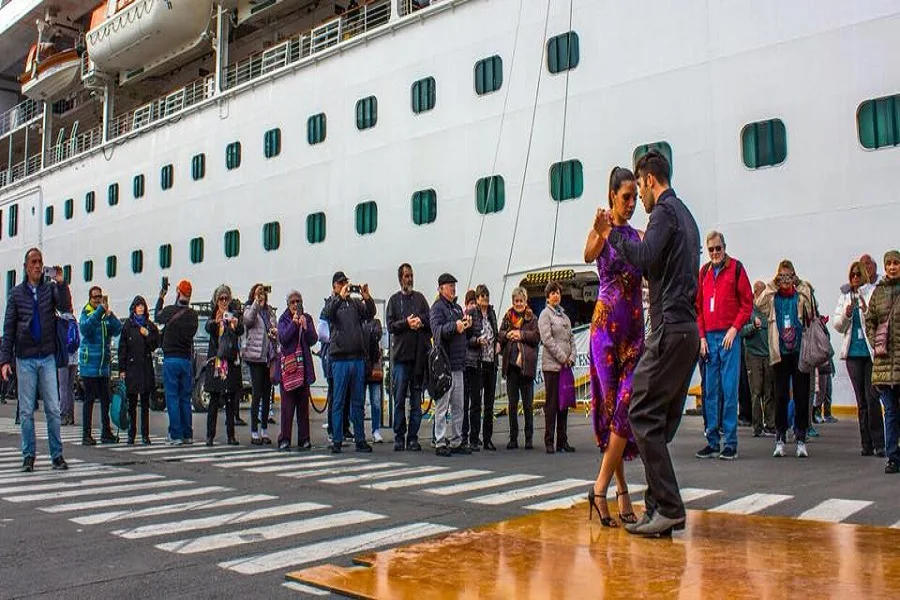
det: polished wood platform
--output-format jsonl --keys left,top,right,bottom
{"left": 286, "top": 503, "right": 900, "bottom": 599}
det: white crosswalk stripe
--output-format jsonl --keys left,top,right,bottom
{"left": 212, "top": 455, "right": 334, "bottom": 469}
{"left": 679, "top": 488, "right": 722, "bottom": 503}
{"left": 279, "top": 462, "right": 406, "bottom": 479}
{"left": 426, "top": 473, "right": 542, "bottom": 496}
{"left": 797, "top": 499, "right": 873, "bottom": 523}
{"left": 522, "top": 484, "right": 650, "bottom": 512}
{"left": 281, "top": 582, "right": 331, "bottom": 596}
{"left": 709, "top": 493, "right": 793, "bottom": 515}
{"left": 0, "top": 467, "right": 127, "bottom": 485}
{"left": 6, "top": 478, "right": 192, "bottom": 503}
{"left": 121, "top": 444, "right": 239, "bottom": 455}
{"left": 181, "top": 450, "right": 282, "bottom": 463}
{"left": 156, "top": 510, "right": 386, "bottom": 554}
{"left": 0, "top": 473, "right": 162, "bottom": 495}
{"left": 0, "top": 458, "right": 85, "bottom": 473}
{"left": 219, "top": 522, "right": 457, "bottom": 574}
{"left": 0, "top": 463, "right": 113, "bottom": 480}
{"left": 40, "top": 486, "right": 232, "bottom": 513}
{"left": 320, "top": 465, "right": 446, "bottom": 484}
{"left": 112, "top": 502, "right": 330, "bottom": 539}
{"left": 468, "top": 478, "right": 594, "bottom": 506}
{"left": 71, "top": 494, "right": 278, "bottom": 525}
{"left": 246, "top": 458, "right": 367, "bottom": 473}
{"left": 361, "top": 469, "right": 493, "bottom": 491}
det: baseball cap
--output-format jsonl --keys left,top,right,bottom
{"left": 332, "top": 271, "right": 349, "bottom": 285}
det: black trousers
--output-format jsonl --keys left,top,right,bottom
{"left": 846, "top": 357, "right": 885, "bottom": 452}
{"left": 506, "top": 365, "right": 534, "bottom": 443}
{"left": 207, "top": 391, "right": 235, "bottom": 441}
{"left": 542, "top": 370, "right": 569, "bottom": 448}
{"left": 738, "top": 350, "right": 752, "bottom": 423}
{"left": 475, "top": 362, "right": 498, "bottom": 444}
{"left": 629, "top": 323, "right": 699, "bottom": 520}
{"left": 773, "top": 352, "right": 811, "bottom": 442}
{"left": 462, "top": 366, "right": 477, "bottom": 442}
{"left": 82, "top": 376, "right": 113, "bottom": 439}
{"left": 127, "top": 393, "right": 150, "bottom": 441}
{"left": 248, "top": 362, "right": 271, "bottom": 433}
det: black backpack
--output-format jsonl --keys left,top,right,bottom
{"left": 426, "top": 342, "right": 452, "bottom": 400}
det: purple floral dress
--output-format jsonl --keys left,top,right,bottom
{"left": 590, "top": 224, "right": 645, "bottom": 460}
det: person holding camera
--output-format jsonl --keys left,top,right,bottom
{"left": 0, "top": 249, "right": 72, "bottom": 472}
{"left": 243, "top": 283, "right": 277, "bottom": 444}
{"left": 322, "top": 271, "right": 376, "bottom": 453}
{"left": 79, "top": 285, "right": 123, "bottom": 445}
{"left": 430, "top": 273, "right": 472, "bottom": 457}
{"left": 277, "top": 290, "right": 318, "bottom": 450}
{"left": 118, "top": 296, "right": 160, "bottom": 444}
{"left": 204, "top": 285, "right": 244, "bottom": 446}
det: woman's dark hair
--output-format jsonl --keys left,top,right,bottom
{"left": 464, "top": 289, "right": 477, "bottom": 306}
{"left": 475, "top": 284, "right": 490, "bottom": 299}
{"left": 246, "top": 283, "right": 264, "bottom": 306}
{"left": 608, "top": 166, "right": 635, "bottom": 207}
{"left": 544, "top": 281, "right": 562, "bottom": 298}
{"left": 88, "top": 285, "right": 102, "bottom": 298}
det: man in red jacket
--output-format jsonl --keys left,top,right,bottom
{"left": 695, "top": 231, "right": 753, "bottom": 460}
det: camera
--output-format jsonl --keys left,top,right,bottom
{"left": 42, "top": 266, "right": 58, "bottom": 281}
{"left": 161, "top": 276, "right": 169, "bottom": 291}
{"left": 348, "top": 284, "right": 362, "bottom": 295}
{"left": 263, "top": 284, "right": 272, "bottom": 294}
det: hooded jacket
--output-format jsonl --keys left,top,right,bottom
{"left": 118, "top": 296, "right": 160, "bottom": 395}
{"left": 79, "top": 301, "right": 123, "bottom": 378}
{"left": 242, "top": 300, "right": 276, "bottom": 364}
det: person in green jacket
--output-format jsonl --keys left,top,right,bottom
{"left": 79, "top": 286, "right": 123, "bottom": 444}
{"left": 741, "top": 280, "right": 775, "bottom": 437}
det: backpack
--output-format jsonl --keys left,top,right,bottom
{"left": 110, "top": 379, "right": 130, "bottom": 432}
{"left": 700, "top": 259, "right": 744, "bottom": 297}
{"left": 426, "top": 342, "right": 452, "bottom": 400}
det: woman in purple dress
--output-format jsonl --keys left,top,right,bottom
{"left": 584, "top": 166, "right": 645, "bottom": 527}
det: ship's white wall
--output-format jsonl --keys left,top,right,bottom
{"left": 1, "top": 0, "right": 899, "bottom": 404}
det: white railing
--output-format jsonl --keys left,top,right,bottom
{"left": 397, "top": 0, "right": 445, "bottom": 18}
{"left": 0, "top": 98, "right": 42, "bottom": 138}
{"left": 44, "top": 124, "right": 104, "bottom": 169}
{"left": 108, "top": 74, "right": 216, "bottom": 139}
{"left": 222, "top": 0, "right": 392, "bottom": 90}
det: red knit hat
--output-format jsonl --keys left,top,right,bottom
{"left": 176, "top": 279, "right": 192, "bottom": 298}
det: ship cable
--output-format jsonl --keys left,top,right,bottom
{"left": 548, "top": 0, "right": 575, "bottom": 268}
{"left": 465, "top": 0, "right": 528, "bottom": 291}
{"left": 493, "top": 0, "right": 553, "bottom": 308}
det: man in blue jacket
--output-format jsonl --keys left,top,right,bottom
{"left": 79, "top": 285, "right": 123, "bottom": 445}
{"left": 0, "top": 248, "right": 72, "bottom": 472}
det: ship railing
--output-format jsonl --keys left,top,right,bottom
{"left": 397, "top": 0, "right": 446, "bottom": 18}
{"left": 222, "top": 0, "right": 391, "bottom": 91}
{"left": 0, "top": 170, "right": 7, "bottom": 189}
{"left": 6, "top": 152, "right": 41, "bottom": 184}
{"left": 44, "top": 124, "right": 103, "bottom": 168}
{"left": 108, "top": 74, "right": 216, "bottom": 139}
{"left": 0, "top": 98, "right": 42, "bottom": 138}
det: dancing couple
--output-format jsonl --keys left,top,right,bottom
{"left": 585, "top": 150, "right": 701, "bottom": 537}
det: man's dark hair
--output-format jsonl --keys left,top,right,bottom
{"left": 23, "top": 247, "right": 42, "bottom": 265}
{"left": 397, "top": 263, "right": 412, "bottom": 282}
{"left": 634, "top": 149, "right": 670, "bottom": 186}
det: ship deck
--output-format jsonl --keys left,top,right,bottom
{"left": 287, "top": 502, "right": 900, "bottom": 598}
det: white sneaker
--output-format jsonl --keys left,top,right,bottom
{"left": 773, "top": 441, "right": 786, "bottom": 457}
{"left": 796, "top": 441, "right": 809, "bottom": 458}
{"left": 251, "top": 431, "right": 260, "bottom": 440}
{"left": 373, "top": 430, "right": 384, "bottom": 443}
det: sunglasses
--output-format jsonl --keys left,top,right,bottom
{"left": 90, "top": 295, "right": 103, "bottom": 300}
{"left": 289, "top": 299, "right": 301, "bottom": 305}
{"left": 217, "top": 296, "right": 229, "bottom": 302}
{"left": 850, "top": 272, "right": 861, "bottom": 278}
{"left": 777, "top": 274, "right": 794, "bottom": 281}
{"left": 707, "top": 245, "right": 723, "bottom": 253}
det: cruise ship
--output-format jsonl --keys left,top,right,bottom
{"left": 1, "top": 0, "right": 899, "bottom": 404}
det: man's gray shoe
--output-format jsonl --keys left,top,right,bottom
{"left": 625, "top": 511, "right": 685, "bottom": 537}
{"left": 624, "top": 511, "right": 653, "bottom": 534}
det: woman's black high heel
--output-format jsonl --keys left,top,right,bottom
{"left": 616, "top": 488, "right": 638, "bottom": 524}
{"left": 587, "top": 487, "right": 618, "bottom": 528}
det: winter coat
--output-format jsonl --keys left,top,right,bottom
{"left": 696, "top": 256, "right": 754, "bottom": 336}
{"left": 242, "top": 301, "right": 276, "bottom": 364}
{"left": 739, "top": 306, "right": 770, "bottom": 358}
{"left": 865, "top": 277, "right": 900, "bottom": 386}
{"left": 364, "top": 318, "right": 383, "bottom": 383}
{"left": 204, "top": 302, "right": 245, "bottom": 395}
{"left": 118, "top": 298, "right": 160, "bottom": 395}
{"left": 321, "top": 294, "right": 375, "bottom": 360}
{"left": 385, "top": 290, "right": 431, "bottom": 364}
{"left": 538, "top": 305, "right": 575, "bottom": 373}
{"left": 465, "top": 305, "right": 499, "bottom": 369}
{"left": 78, "top": 303, "right": 123, "bottom": 378}
{"left": 832, "top": 283, "right": 875, "bottom": 360}
{"left": 154, "top": 296, "right": 199, "bottom": 360}
{"left": 430, "top": 295, "right": 467, "bottom": 371}
{"left": 278, "top": 310, "right": 318, "bottom": 387}
{"left": 499, "top": 308, "right": 541, "bottom": 379}
{"left": 756, "top": 280, "right": 816, "bottom": 367}
{"left": 0, "top": 280, "right": 72, "bottom": 364}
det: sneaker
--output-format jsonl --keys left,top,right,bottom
{"left": 523, "top": 440, "right": 533, "bottom": 450}
{"left": 407, "top": 440, "right": 422, "bottom": 452}
{"left": 807, "top": 427, "right": 820, "bottom": 438}
{"left": 227, "top": 438, "right": 240, "bottom": 446}
{"left": 483, "top": 440, "right": 496, "bottom": 451}
{"left": 82, "top": 436, "right": 97, "bottom": 446}
{"left": 773, "top": 441, "right": 786, "bottom": 457}
{"left": 100, "top": 435, "right": 119, "bottom": 445}
{"left": 752, "top": 430, "right": 762, "bottom": 438}
{"left": 875, "top": 449, "right": 886, "bottom": 458}
{"left": 20, "top": 456, "right": 35, "bottom": 472}
{"left": 762, "top": 428, "right": 777, "bottom": 437}
{"left": 51, "top": 456, "right": 68, "bottom": 471}
{"left": 331, "top": 442, "right": 343, "bottom": 454}
{"left": 435, "top": 446, "right": 452, "bottom": 457}
{"left": 885, "top": 460, "right": 900, "bottom": 474}
{"left": 469, "top": 440, "right": 481, "bottom": 453}
{"left": 796, "top": 441, "right": 809, "bottom": 458}
{"left": 719, "top": 447, "right": 738, "bottom": 460}
{"left": 451, "top": 445, "right": 472, "bottom": 455}
{"left": 299, "top": 440, "right": 312, "bottom": 451}
{"left": 861, "top": 448, "right": 875, "bottom": 457}
{"left": 183, "top": 438, "right": 194, "bottom": 445}
{"left": 695, "top": 445, "right": 720, "bottom": 459}
{"left": 277, "top": 441, "right": 290, "bottom": 452}
{"left": 824, "top": 416, "right": 839, "bottom": 424}
{"left": 205, "top": 438, "right": 214, "bottom": 447}
{"left": 394, "top": 441, "right": 405, "bottom": 452}
{"left": 506, "top": 440, "right": 518, "bottom": 450}
{"left": 356, "top": 441, "right": 373, "bottom": 453}
{"left": 141, "top": 437, "right": 152, "bottom": 445}
{"left": 373, "top": 430, "right": 384, "bottom": 443}
{"left": 166, "top": 437, "right": 183, "bottom": 446}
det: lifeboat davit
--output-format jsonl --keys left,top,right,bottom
{"left": 19, "top": 43, "right": 82, "bottom": 101}
{"left": 85, "top": 0, "right": 213, "bottom": 82}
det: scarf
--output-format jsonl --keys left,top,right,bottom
{"left": 506, "top": 308, "right": 527, "bottom": 369}
{"left": 132, "top": 314, "right": 147, "bottom": 327}
{"left": 28, "top": 284, "right": 41, "bottom": 342}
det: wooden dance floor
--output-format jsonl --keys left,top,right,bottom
{"left": 286, "top": 502, "right": 900, "bottom": 598}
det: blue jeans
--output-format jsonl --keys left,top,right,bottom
{"left": 367, "top": 381, "right": 383, "bottom": 434}
{"left": 703, "top": 331, "right": 741, "bottom": 450}
{"left": 16, "top": 355, "right": 63, "bottom": 459}
{"left": 331, "top": 359, "right": 365, "bottom": 445}
{"left": 392, "top": 361, "right": 422, "bottom": 444}
{"left": 163, "top": 358, "right": 193, "bottom": 440}
{"left": 880, "top": 385, "right": 900, "bottom": 463}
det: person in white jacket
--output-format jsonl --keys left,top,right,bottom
{"left": 833, "top": 260, "right": 884, "bottom": 457}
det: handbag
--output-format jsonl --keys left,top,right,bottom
{"left": 280, "top": 329, "right": 306, "bottom": 392}
{"left": 558, "top": 366, "right": 576, "bottom": 410}
{"left": 110, "top": 379, "right": 130, "bottom": 432}
{"left": 799, "top": 306, "right": 834, "bottom": 374}
{"left": 873, "top": 293, "right": 900, "bottom": 359}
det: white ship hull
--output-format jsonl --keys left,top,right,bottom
{"left": 2, "top": 0, "right": 899, "bottom": 405}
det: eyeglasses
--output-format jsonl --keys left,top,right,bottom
{"left": 777, "top": 274, "right": 793, "bottom": 281}
{"left": 289, "top": 299, "right": 301, "bottom": 305}
{"left": 90, "top": 295, "right": 103, "bottom": 300}
{"left": 707, "top": 245, "right": 723, "bottom": 253}
{"left": 217, "top": 296, "right": 229, "bottom": 302}
{"left": 850, "top": 272, "right": 861, "bottom": 278}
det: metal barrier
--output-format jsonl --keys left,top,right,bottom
{"left": 0, "top": 98, "right": 41, "bottom": 138}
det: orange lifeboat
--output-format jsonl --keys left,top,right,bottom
{"left": 19, "top": 43, "right": 82, "bottom": 101}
